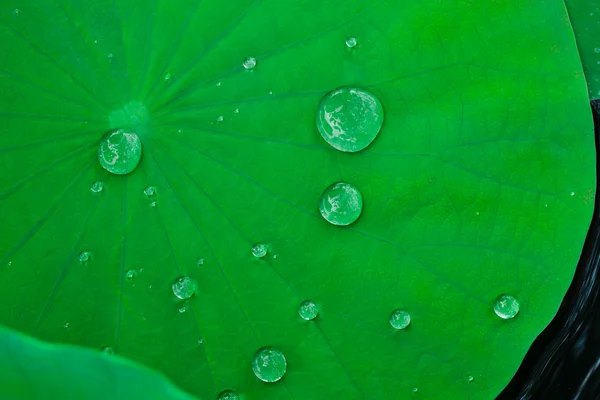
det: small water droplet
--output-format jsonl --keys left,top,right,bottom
{"left": 346, "top": 37, "right": 357, "bottom": 48}
{"left": 319, "top": 182, "right": 363, "bottom": 226}
{"left": 148, "top": 285, "right": 153, "bottom": 289}
{"left": 126, "top": 269, "right": 137, "bottom": 280}
{"left": 217, "top": 115, "right": 224, "bottom": 122}
{"left": 149, "top": 201, "right": 157, "bottom": 208}
{"left": 298, "top": 300, "right": 319, "bottom": 321}
{"left": 493, "top": 294, "right": 519, "bottom": 319}
{"left": 172, "top": 276, "right": 198, "bottom": 300}
{"left": 64, "top": 322, "right": 70, "bottom": 329}
{"left": 217, "top": 390, "right": 240, "bottom": 400}
{"left": 196, "top": 257, "right": 204, "bottom": 266}
{"left": 251, "top": 243, "right": 268, "bottom": 258}
{"left": 108, "top": 53, "right": 114, "bottom": 61}
{"left": 97, "top": 128, "right": 142, "bottom": 175}
{"left": 389, "top": 308, "right": 411, "bottom": 330}
{"left": 216, "top": 82, "right": 222, "bottom": 87}
{"left": 570, "top": 191, "right": 575, "bottom": 196}
{"left": 198, "top": 338, "right": 204, "bottom": 344}
{"left": 144, "top": 185, "right": 157, "bottom": 197}
{"left": 164, "top": 72, "right": 172, "bottom": 81}
{"left": 90, "top": 181, "right": 104, "bottom": 194}
{"left": 467, "top": 375, "right": 474, "bottom": 382}
{"left": 412, "top": 387, "right": 418, "bottom": 394}
{"left": 233, "top": 109, "right": 240, "bottom": 114}
{"left": 243, "top": 57, "right": 257, "bottom": 70}
{"left": 93, "top": 39, "right": 98, "bottom": 44}
{"left": 7, "top": 261, "right": 12, "bottom": 267}
{"left": 79, "top": 251, "right": 90, "bottom": 263}
{"left": 252, "top": 346, "right": 287, "bottom": 383}
{"left": 179, "top": 306, "right": 187, "bottom": 313}
{"left": 268, "top": 91, "right": 273, "bottom": 95}
{"left": 316, "top": 87, "right": 384, "bottom": 152}
{"left": 101, "top": 346, "right": 114, "bottom": 355}
{"left": 595, "top": 48, "right": 600, "bottom": 54}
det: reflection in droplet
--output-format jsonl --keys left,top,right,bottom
{"left": 79, "top": 251, "right": 90, "bottom": 263}
{"left": 389, "top": 309, "right": 411, "bottom": 330}
{"left": 97, "top": 129, "right": 142, "bottom": 175}
{"left": 298, "top": 300, "right": 319, "bottom": 321}
{"left": 243, "top": 57, "right": 257, "bottom": 70}
{"left": 319, "top": 182, "right": 363, "bottom": 226}
{"left": 217, "top": 390, "right": 240, "bottom": 400}
{"left": 172, "top": 276, "right": 198, "bottom": 300}
{"left": 251, "top": 243, "right": 268, "bottom": 258}
{"left": 493, "top": 294, "right": 519, "bottom": 319}
{"left": 252, "top": 347, "right": 287, "bottom": 383}
{"left": 346, "top": 37, "right": 357, "bottom": 48}
{"left": 90, "top": 181, "right": 104, "bottom": 193}
{"left": 316, "top": 87, "right": 384, "bottom": 152}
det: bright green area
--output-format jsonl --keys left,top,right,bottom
{"left": 0, "top": 1, "right": 595, "bottom": 399}
{"left": 0, "top": 325, "right": 197, "bottom": 399}
{"left": 565, "top": 0, "right": 600, "bottom": 99}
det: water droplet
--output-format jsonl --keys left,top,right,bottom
{"left": 467, "top": 375, "right": 474, "bottom": 382}
{"left": 179, "top": 306, "right": 187, "bottom": 313}
{"left": 252, "top": 347, "right": 287, "bottom": 383}
{"left": 346, "top": 37, "right": 357, "bottom": 48}
{"left": 217, "top": 115, "right": 224, "bottom": 122}
{"left": 126, "top": 269, "right": 137, "bottom": 280}
{"left": 164, "top": 72, "right": 172, "bottom": 81}
{"left": 570, "top": 191, "right": 575, "bottom": 196}
{"left": 251, "top": 243, "right": 268, "bottom": 258}
{"left": 243, "top": 57, "right": 257, "bottom": 70}
{"left": 196, "top": 257, "right": 204, "bottom": 266}
{"left": 148, "top": 285, "right": 153, "bottom": 289}
{"left": 101, "top": 346, "right": 114, "bottom": 355}
{"left": 149, "top": 201, "right": 157, "bottom": 208}
{"left": 79, "top": 251, "right": 90, "bottom": 263}
{"left": 268, "top": 91, "right": 273, "bottom": 95}
{"left": 144, "top": 185, "right": 157, "bottom": 197}
{"left": 595, "top": 47, "right": 600, "bottom": 54}
{"left": 389, "top": 308, "right": 411, "bottom": 330}
{"left": 216, "top": 82, "right": 222, "bottom": 87}
{"left": 90, "top": 181, "right": 104, "bottom": 193}
{"left": 318, "top": 182, "right": 363, "bottom": 226}
{"left": 172, "top": 276, "right": 197, "bottom": 300}
{"left": 197, "top": 338, "right": 204, "bottom": 344}
{"left": 493, "top": 294, "right": 519, "bottom": 319}
{"left": 108, "top": 53, "right": 114, "bottom": 61}
{"left": 316, "top": 87, "right": 384, "bottom": 152}
{"left": 93, "top": 39, "right": 98, "bottom": 44}
{"left": 298, "top": 300, "right": 319, "bottom": 321}
{"left": 14, "top": 8, "right": 21, "bottom": 16}
{"left": 7, "top": 261, "right": 12, "bottom": 267}
{"left": 217, "top": 390, "right": 240, "bottom": 400}
{"left": 412, "top": 387, "right": 418, "bottom": 394}
{"left": 64, "top": 322, "right": 70, "bottom": 329}
{"left": 233, "top": 109, "right": 240, "bottom": 114}
{"left": 97, "top": 128, "right": 142, "bottom": 175}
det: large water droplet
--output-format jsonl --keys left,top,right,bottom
{"left": 243, "top": 57, "right": 257, "bottom": 70}
{"left": 217, "top": 390, "right": 240, "bottom": 400}
{"left": 346, "top": 37, "right": 358, "bottom": 48}
{"left": 172, "top": 276, "right": 198, "bottom": 300}
{"left": 90, "top": 181, "right": 104, "bottom": 194}
{"left": 493, "top": 294, "right": 519, "bottom": 319}
{"left": 389, "top": 308, "right": 411, "bottom": 330}
{"left": 316, "top": 87, "right": 384, "bottom": 152}
{"left": 251, "top": 243, "right": 268, "bottom": 258}
{"left": 252, "top": 347, "right": 287, "bottom": 383}
{"left": 298, "top": 300, "right": 319, "bottom": 321}
{"left": 97, "top": 129, "right": 142, "bottom": 175}
{"left": 101, "top": 346, "right": 114, "bottom": 355}
{"left": 79, "top": 251, "right": 90, "bottom": 263}
{"left": 319, "top": 182, "right": 363, "bottom": 226}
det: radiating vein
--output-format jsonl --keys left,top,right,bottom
{"left": 115, "top": 177, "right": 128, "bottom": 352}
{"left": 0, "top": 128, "right": 97, "bottom": 154}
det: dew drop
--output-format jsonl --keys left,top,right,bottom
{"left": 144, "top": 185, "right": 157, "bottom": 197}
{"left": 126, "top": 269, "right": 137, "bottom": 280}
{"left": 101, "top": 346, "right": 114, "bottom": 355}
{"left": 90, "top": 181, "right": 104, "bottom": 194}
{"left": 233, "top": 109, "right": 240, "bottom": 114}
{"left": 412, "top": 387, "right": 418, "bottom": 394}
{"left": 595, "top": 47, "right": 600, "bottom": 54}
{"left": 79, "top": 251, "right": 90, "bottom": 263}
{"left": 172, "top": 276, "right": 198, "bottom": 300}
{"left": 198, "top": 338, "right": 204, "bottom": 344}
{"left": 217, "top": 390, "right": 240, "bottom": 400}
{"left": 97, "top": 128, "right": 142, "bottom": 175}
{"left": 164, "top": 72, "right": 172, "bottom": 81}
{"left": 252, "top": 346, "right": 287, "bottom": 383}
{"left": 493, "top": 294, "right": 519, "bottom": 319}
{"left": 570, "top": 191, "right": 575, "bottom": 196}
{"left": 217, "top": 115, "right": 224, "bottom": 122}
{"left": 108, "top": 53, "right": 114, "bottom": 61}
{"left": 216, "top": 82, "right": 222, "bottom": 87}
{"left": 298, "top": 300, "right": 319, "bottom": 321}
{"left": 149, "top": 201, "right": 157, "bottom": 208}
{"left": 467, "top": 375, "right": 474, "bottom": 382}
{"left": 251, "top": 243, "right": 268, "bottom": 258}
{"left": 243, "top": 57, "right": 257, "bottom": 70}
{"left": 7, "top": 261, "right": 12, "bottom": 267}
{"left": 316, "top": 87, "right": 384, "bottom": 152}
{"left": 179, "top": 306, "right": 187, "bottom": 313}
{"left": 14, "top": 9, "right": 20, "bottom": 16}
{"left": 64, "top": 322, "right": 70, "bottom": 329}
{"left": 346, "top": 37, "right": 357, "bottom": 48}
{"left": 389, "top": 308, "right": 411, "bottom": 330}
{"left": 196, "top": 257, "right": 204, "bottom": 266}
{"left": 319, "top": 182, "right": 363, "bottom": 226}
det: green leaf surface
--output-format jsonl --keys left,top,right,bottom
{"left": 565, "top": 0, "right": 600, "bottom": 99}
{"left": 0, "top": 325, "right": 197, "bottom": 400}
{"left": 0, "top": 1, "right": 595, "bottom": 399}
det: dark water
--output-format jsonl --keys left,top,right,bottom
{"left": 498, "top": 101, "right": 600, "bottom": 400}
